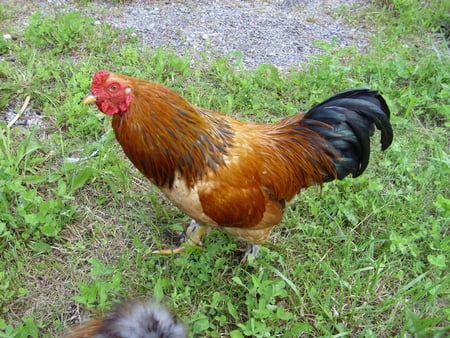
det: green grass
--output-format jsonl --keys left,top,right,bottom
{"left": 0, "top": 0, "right": 449, "bottom": 336}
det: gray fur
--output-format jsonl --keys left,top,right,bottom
{"left": 96, "top": 300, "right": 187, "bottom": 338}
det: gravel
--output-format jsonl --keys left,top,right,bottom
{"left": 115, "top": 0, "right": 370, "bottom": 70}
{"left": 35, "top": 0, "right": 370, "bottom": 70}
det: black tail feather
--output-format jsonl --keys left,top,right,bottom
{"left": 303, "top": 89, "right": 393, "bottom": 181}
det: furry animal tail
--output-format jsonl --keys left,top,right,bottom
{"left": 65, "top": 299, "right": 186, "bottom": 338}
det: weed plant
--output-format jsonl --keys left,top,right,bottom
{"left": 0, "top": 1, "right": 448, "bottom": 337}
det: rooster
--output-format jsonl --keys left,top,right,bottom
{"left": 64, "top": 299, "right": 186, "bottom": 338}
{"left": 83, "top": 71, "right": 393, "bottom": 261}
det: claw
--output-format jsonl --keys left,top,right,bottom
{"left": 152, "top": 246, "right": 187, "bottom": 255}
{"left": 152, "top": 220, "right": 210, "bottom": 256}
{"left": 241, "top": 244, "right": 260, "bottom": 264}
{"left": 152, "top": 236, "right": 204, "bottom": 255}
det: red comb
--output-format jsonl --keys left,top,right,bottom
{"left": 90, "top": 71, "right": 110, "bottom": 94}
{"left": 92, "top": 70, "right": 110, "bottom": 86}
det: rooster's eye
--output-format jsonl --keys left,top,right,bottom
{"left": 109, "top": 84, "right": 119, "bottom": 92}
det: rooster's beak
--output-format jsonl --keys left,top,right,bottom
{"left": 83, "top": 93, "right": 97, "bottom": 105}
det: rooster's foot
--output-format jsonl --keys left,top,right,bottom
{"left": 184, "top": 220, "right": 210, "bottom": 246}
{"left": 241, "top": 244, "right": 260, "bottom": 264}
{"left": 152, "top": 246, "right": 187, "bottom": 255}
{"left": 152, "top": 238, "right": 203, "bottom": 255}
{"left": 153, "top": 220, "right": 209, "bottom": 255}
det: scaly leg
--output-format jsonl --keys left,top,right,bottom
{"left": 153, "top": 220, "right": 210, "bottom": 255}
{"left": 222, "top": 226, "right": 271, "bottom": 263}
{"left": 242, "top": 244, "right": 260, "bottom": 264}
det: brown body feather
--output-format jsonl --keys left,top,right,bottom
{"left": 110, "top": 76, "right": 233, "bottom": 188}
{"left": 108, "top": 75, "right": 336, "bottom": 232}
{"left": 86, "top": 72, "right": 392, "bottom": 249}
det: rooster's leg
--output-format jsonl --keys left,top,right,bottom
{"left": 153, "top": 220, "right": 210, "bottom": 255}
{"left": 242, "top": 244, "right": 260, "bottom": 264}
{"left": 185, "top": 220, "right": 211, "bottom": 246}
